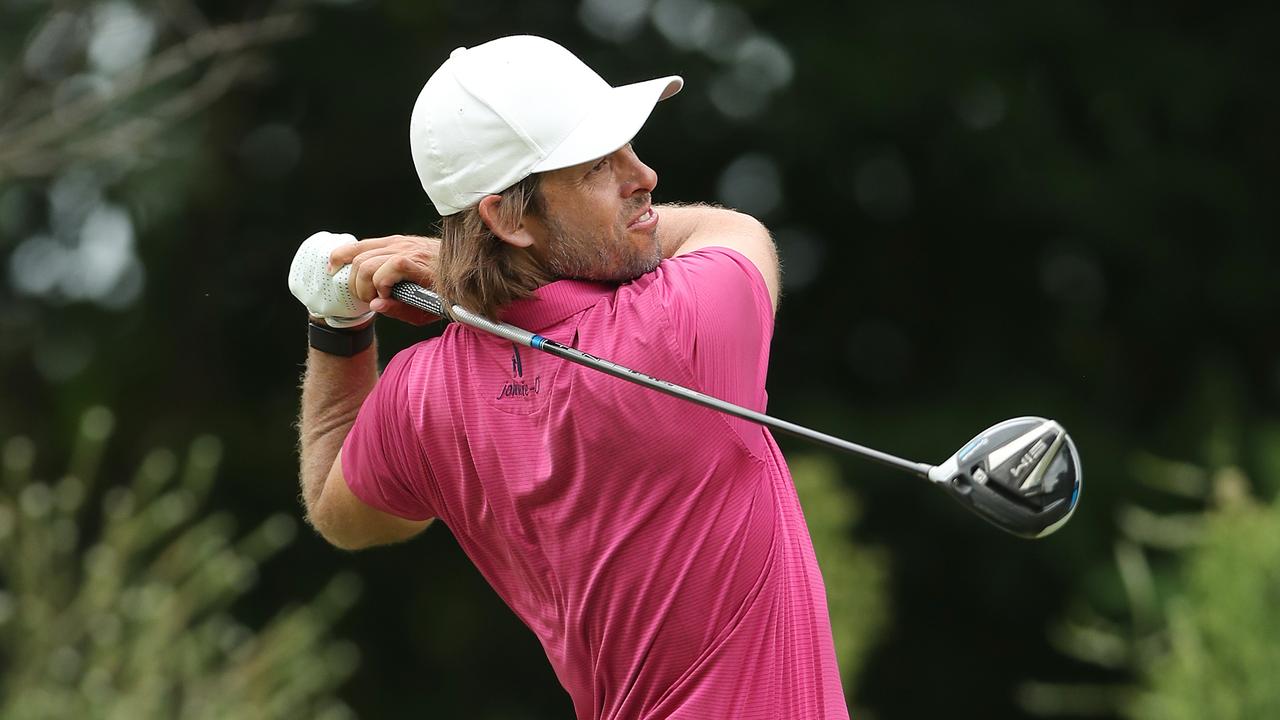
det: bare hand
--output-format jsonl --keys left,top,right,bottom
{"left": 329, "top": 235, "right": 441, "bottom": 326}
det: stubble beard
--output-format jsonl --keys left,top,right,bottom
{"left": 543, "top": 206, "right": 662, "bottom": 283}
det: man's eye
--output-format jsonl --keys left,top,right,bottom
{"left": 589, "top": 158, "right": 607, "bottom": 173}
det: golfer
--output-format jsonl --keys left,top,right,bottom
{"left": 294, "top": 35, "right": 849, "bottom": 719}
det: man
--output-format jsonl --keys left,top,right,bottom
{"left": 294, "top": 35, "right": 849, "bottom": 719}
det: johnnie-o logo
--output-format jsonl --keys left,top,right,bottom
{"left": 497, "top": 344, "right": 541, "bottom": 400}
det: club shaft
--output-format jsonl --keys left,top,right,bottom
{"left": 391, "top": 282, "right": 933, "bottom": 479}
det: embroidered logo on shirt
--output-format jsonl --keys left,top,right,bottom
{"left": 497, "top": 344, "right": 540, "bottom": 400}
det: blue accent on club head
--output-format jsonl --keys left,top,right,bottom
{"left": 1070, "top": 481, "right": 1080, "bottom": 508}
{"left": 959, "top": 437, "right": 984, "bottom": 462}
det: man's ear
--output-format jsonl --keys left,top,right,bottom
{"left": 477, "top": 195, "right": 537, "bottom": 248}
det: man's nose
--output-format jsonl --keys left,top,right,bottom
{"left": 620, "top": 148, "right": 658, "bottom": 197}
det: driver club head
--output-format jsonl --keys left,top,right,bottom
{"left": 927, "top": 417, "right": 1081, "bottom": 538}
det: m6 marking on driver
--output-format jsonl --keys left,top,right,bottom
{"left": 1009, "top": 438, "right": 1049, "bottom": 481}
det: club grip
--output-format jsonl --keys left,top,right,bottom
{"left": 390, "top": 283, "right": 447, "bottom": 318}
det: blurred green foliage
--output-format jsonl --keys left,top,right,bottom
{"left": 1021, "top": 444, "right": 1280, "bottom": 719}
{"left": 791, "top": 455, "right": 888, "bottom": 689}
{"left": 0, "top": 408, "right": 359, "bottom": 719}
{"left": 1132, "top": 486, "right": 1280, "bottom": 720}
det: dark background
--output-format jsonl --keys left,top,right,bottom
{"left": 2, "top": 0, "right": 1277, "bottom": 717}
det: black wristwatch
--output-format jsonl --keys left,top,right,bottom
{"left": 308, "top": 317, "right": 375, "bottom": 356}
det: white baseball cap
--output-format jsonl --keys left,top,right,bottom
{"left": 409, "top": 35, "right": 682, "bottom": 216}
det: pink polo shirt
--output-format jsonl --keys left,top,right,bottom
{"left": 343, "top": 247, "right": 848, "bottom": 719}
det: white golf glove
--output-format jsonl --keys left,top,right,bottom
{"left": 288, "top": 231, "right": 374, "bottom": 328}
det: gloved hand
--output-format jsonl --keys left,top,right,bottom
{"left": 329, "top": 234, "right": 442, "bottom": 326}
{"left": 288, "top": 231, "right": 374, "bottom": 328}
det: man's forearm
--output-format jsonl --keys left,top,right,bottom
{"left": 298, "top": 340, "right": 378, "bottom": 518}
{"left": 655, "top": 203, "right": 769, "bottom": 257}
{"left": 655, "top": 203, "right": 714, "bottom": 257}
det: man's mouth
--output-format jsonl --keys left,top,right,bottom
{"left": 628, "top": 207, "right": 658, "bottom": 230}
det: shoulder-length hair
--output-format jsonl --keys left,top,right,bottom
{"left": 434, "top": 174, "right": 548, "bottom": 319}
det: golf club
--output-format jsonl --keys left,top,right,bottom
{"left": 385, "top": 281, "right": 1081, "bottom": 539}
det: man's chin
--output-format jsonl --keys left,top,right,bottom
{"left": 546, "top": 235, "right": 662, "bottom": 283}
{"left": 579, "top": 260, "right": 660, "bottom": 284}
{"left": 615, "top": 253, "right": 662, "bottom": 282}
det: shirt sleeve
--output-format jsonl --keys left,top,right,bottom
{"left": 341, "top": 344, "right": 437, "bottom": 521}
{"left": 654, "top": 246, "right": 775, "bottom": 447}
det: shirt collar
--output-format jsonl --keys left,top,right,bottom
{"left": 497, "top": 278, "right": 616, "bottom": 330}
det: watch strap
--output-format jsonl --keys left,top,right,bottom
{"left": 308, "top": 319, "right": 375, "bottom": 356}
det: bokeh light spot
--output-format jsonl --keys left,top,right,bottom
{"left": 716, "top": 153, "right": 782, "bottom": 217}
{"left": 88, "top": 1, "right": 156, "bottom": 74}
{"left": 1040, "top": 247, "right": 1106, "bottom": 317}
{"left": 579, "top": 0, "right": 653, "bottom": 42}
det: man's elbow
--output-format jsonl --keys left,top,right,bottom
{"left": 708, "top": 208, "right": 776, "bottom": 256}
{"left": 717, "top": 211, "right": 780, "bottom": 305}
{"left": 317, "top": 530, "right": 374, "bottom": 552}
{"left": 306, "top": 503, "right": 431, "bottom": 551}
{"left": 306, "top": 508, "right": 374, "bottom": 551}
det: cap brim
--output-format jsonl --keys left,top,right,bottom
{"left": 532, "top": 76, "right": 682, "bottom": 174}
